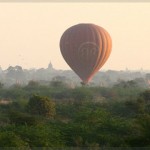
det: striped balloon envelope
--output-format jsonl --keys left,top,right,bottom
{"left": 60, "top": 23, "right": 112, "bottom": 84}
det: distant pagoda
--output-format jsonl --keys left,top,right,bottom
{"left": 47, "top": 62, "right": 54, "bottom": 71}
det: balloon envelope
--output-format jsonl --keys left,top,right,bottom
{"left": 60, "top": 23, "right": 112, "bottom": 84}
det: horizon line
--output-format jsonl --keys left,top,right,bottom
{"left": 0, "top": 65, "right": 149, "bottom": 72}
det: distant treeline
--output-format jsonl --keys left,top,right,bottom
{"left": 0, "top": 64, "right": 150, "bottom": 88}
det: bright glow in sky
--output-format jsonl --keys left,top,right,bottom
{"left": 0, "top": 2, "right": 150, "bottom": 70}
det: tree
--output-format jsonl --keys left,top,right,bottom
{"left": 27, "top": 80, "right": 39, "bottom": 87}
{"left": 72, "top": 87, "right": 93, "bottom": 102}
{"left": 0, "top": 82, "right": 4, "bottom": 89}
{"left": 140, "top": 90, "right": 150, "bottom": 103}
{"left": 8, "top": 110, "right": 41, "bottom": 126}
{"left": 6, "top": 65, "right": 25, "bottom": 83}
{"left": 50, "top": 80, "right": 65, "bottom": 88}
{"left": 27, "top": 95, "right": 56, "bottom": 118}
{"left": 0, "top": 131, "right": 29, "bottom": 147}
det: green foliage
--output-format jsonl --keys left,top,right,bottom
{"left": 0, "top": 87, "right": 26, "bottom": 100}
{"left": 8, "top": 111, "right": 42, "bottom": 126}
{"left": 0, "top": 81, "right": 149, "bottom": 147}
{"left": 0, "top": 82, "right": 4, "bottom": 89}
{"left": 140, "top": 90, "right": 150, "bottom": 103}
{"left": 0, "top": 124, "right": 64, "bottom": 147}
{"left": 71, "top": 87, "right": 93, "bottom": 102}
{"left": 27, "top": 80, "right": 39, "bottom": 88}
{"left": 50, "top": 80, "right": 65, "bottom": 88}
{"left": 50, "top": 88, "right": 72, "bottom": 99}
{"left": 27, "top": 95, "right": 56, "bottom": 118}
{"left": 14, "top": 125, "right": 65, "bottom": 147}
{"left": 0, "top": 131, "right": 29, "bottom": 147}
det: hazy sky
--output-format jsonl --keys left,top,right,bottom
{"left": 0, "top": 2, "right": 150, "bottom": 70}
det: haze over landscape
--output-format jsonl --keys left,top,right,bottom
{"left": 0, "top": 2, "right": 150, "bottom": 70}
{"left": 1, "top": 2, "right": 150, "bottom": 148}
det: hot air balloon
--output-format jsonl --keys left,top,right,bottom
{"left": 60, "top": 23, "right": 112, "bottom": 84}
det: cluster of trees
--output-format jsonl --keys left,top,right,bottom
{"left": 0, "top": 64, "right": 150, "bottom": 87}
{"left": 0, "top": 80, "right": 150, "bottom": 148}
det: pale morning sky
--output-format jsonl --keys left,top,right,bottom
{"left": 0, "top": 2, "right": 150, "bottom": 70}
